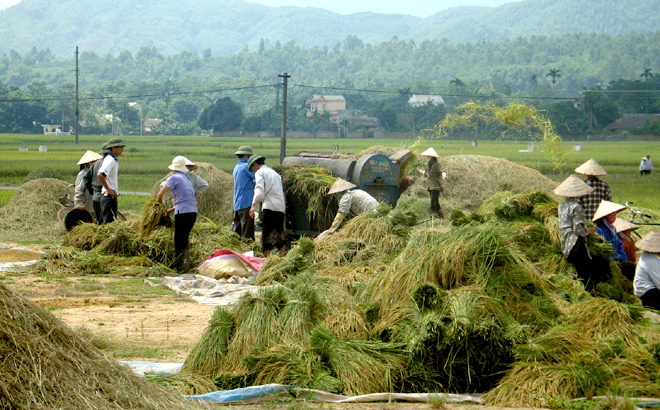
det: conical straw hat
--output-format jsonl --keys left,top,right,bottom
{"left": 421, "top": 147, "right": 440, "bottom": 158}
{"left": 592, "top": 200, "right": 626, "bottom": 221}
{"left": 575, "top": 158, "right": 607, "bottom": 176}
{"left": 76, "top": 150, "right": 104, "bottom": 165}
{"left": 636, "top": 230, "right": 660, "bottom": 253}
{"left": 328, "top": 178, "right": 357, "bottom": 195}
{"left": 612, "top": 218, "right": 639, "bottom": 233}
{"left": 553, "top": 175, "right": 593, "bottom": 197}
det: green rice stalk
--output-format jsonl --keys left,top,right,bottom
{"left": 254, "top": 237, "right": 315, "bottom": 285}
{"left": 309, "top": 327, "right": 407, "bottom": 396}
{"left": 321, "top": 301, "right": 369, "bottom": 340}
{"left": 182, "top": 307, "right": 235, "bottom": 379}
{"left": 273, "top": 165, "right": 338, "bottom": 221}
{"left": 278, "top": 274, "right": 328, "bottom": 341}
{"left": 566, "top": 298, "right": 638, "bottom": 341}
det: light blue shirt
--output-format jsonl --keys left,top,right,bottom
{"left": 233, "top": 158, "right": 255, "bottom": 211}
{"left": 165, "top": 172, "right": 197, "bottom": 215}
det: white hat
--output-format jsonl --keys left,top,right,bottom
{"left": 328, "top": 178, "right": 357, "bottom": 195}
{"left": 592, "top": 200, "right": 626, "bottom": 221}
{"left": 168, "top": 156, "right": 188, "bottom": 173}
{"left": 575, "top": 158, "right": 607, "bottom": 176}
{"left": 182, "top": 157, "right": 197, "bottom": 169}
{"left": 76, "top": 150, "right": 103, "bottom": 165}
{"left": 553, "top": 175, "right": 593, "bottom": 197}
{"left": 636, "top": 230, "right": 660, "bottom": 253}
{"left": 612, "top": 218, "right": 639, "bottom": 233}
{"left": 421, "top": 147, "right": 440, "bottom": 158}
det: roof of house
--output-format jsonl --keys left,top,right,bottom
{"left": 606, "top": 114, "right": 660, "bottom": 130}
{"left": 408, "top": 94, "right": 445, "bottom": 107}
{"left": 307, "top": 95, "right": 346, "bottom": 102}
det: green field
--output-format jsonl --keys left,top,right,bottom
{"left": 0, "top": 134, "right": 659, "bottom": 213}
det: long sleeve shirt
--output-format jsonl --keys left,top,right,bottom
{"left": 558, "top": 198, "right": 589, "bottom": 258}
{"left": 74, "top": 168, "right": 94, "bottom": 214}
{"left": 233, "top": 158, "right": 255, "bottom": 211}
{"left": 425, "top": 158, "right": 444, "bottom": 191}
{"left": 595, "top": 219, "right": 627, "bottom": 262}
{"left": 634, "top": 251, "right": 660, "bottom": 297}
{"left": 252, "top": 165, "right": 285, "bottom": 213}
{"left": 337, "top": 189, "right": 379, "bottom": 216}
{"left": 578, "top": 177, "right": 612, "bottom": 221}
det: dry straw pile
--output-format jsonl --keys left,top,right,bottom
{"left": 0, "top": 282, "right": 217, "bottom": 410}
{"left": 0, "top": 178, "right": 71, "bottom": 242}
{"left": 183, "top": 183, "right": 659, "bottom": 404}
{"left": 152, "top": 162, "right": 234, "bottom": 225}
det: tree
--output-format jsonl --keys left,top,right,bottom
{"left": 641, "top": 67, "right": 654, "bottom": 80}
{"left": 546, "top": 68, "right": 561, "bottom": 86}
{"left": 197, "top": 97, "right": 243, "bottom": 133}
{"left": 528, "top": 74, "right": 538, "bottom": 89}
{"left": 450, "top": 77, "right": 465, "bottom": 92}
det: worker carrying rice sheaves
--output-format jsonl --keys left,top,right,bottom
{"left": 74, "top": 150, "right": 103, "bottom": 216}
{"left": 633, "top": 230, "right": 660, "bottom": 310}
{"left": 248, "top": 154, "right": 287, "bottom": 257}
{"left": 575, "top": 158, "right": 612, "bottom": 221}
{"left": 417, "top": 147, "right": 447, "bottom": 219}
{"left": 556, "top": 175, "right": 609, "bottom": 291}
{"left": 157, "top": 156, "right": 198, "bottom": 273}
{"left": 326, "top": 178, "right": 379, "bottom": 233}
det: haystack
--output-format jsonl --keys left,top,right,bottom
{"left": 0, "top": 282, "right": 213, "bottom": 410}
{"left": 152, "top": 162, "right": 234, "bottom": 226}
{"left": 403, "top": 154, "right": 559, "bottom": 214}
{"left": 21, "top": 165, "right": 67, "bottom": 184}
{"left": 0, "top": 178, "right": 71, "bottom": 241}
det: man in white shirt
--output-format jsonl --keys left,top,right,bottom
{"left": 248, "top": 155, "right": 287, "bottom": 256}
{"left": 97, "top": 138, "right": 126, "bottom": 224}
{"left": 633, "top": 230, "right": 660, "bottom": 310}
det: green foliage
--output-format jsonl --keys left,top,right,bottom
{"left": 197, "top": 97, "right": 243, "bottom": 132}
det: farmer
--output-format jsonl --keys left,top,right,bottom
{"left": 97, "top": 138, "right": 126, "bottom": 224}
{"left": 556, "top": 175, "right": 609, "bottom": 290}
{"left": 592, "top": 201, "right": 628, "bottom": 262}
{"left": 84, "top": 143, "right": 109, "bottom": 223}
{"left": 575, "top": 158, "right": 612, "bottom": 221}
{"left": 74, "top": 150, "right": 103, "bottom": 216}
{"left": 158, "top": 156, "right": 198, "bottom": 273}
{"left": 640, "top": 155, "right": 654, "bottom": 176}
{"left": 232, "top": 145, "right": 256, "bottom": 241}
{"left": 327, "top": 178, "right": 379, "bottom": 233}
{"left": 613, "top": 218, "right": 639, "bottom": 263}
{"left": 159, "top": 156, "right": 208, "bottom": 195}
{"left": 417, "top": 147, "right": 446, "bottom": 218}
{"left": 248, "top": 154, "right": 287, "bottom": 257}
{"left": 633, "top": 230, "right": 660, "bottom": 310}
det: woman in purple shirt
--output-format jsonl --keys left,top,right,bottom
{"left": 158, "top": 156, "right": 198, "bottom": 273}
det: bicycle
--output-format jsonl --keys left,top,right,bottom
{"left": 624, "top": 201, "right": 660, "bottom": 237}
{"left": 58, "top": 186, "right": 125, "bottom": 231}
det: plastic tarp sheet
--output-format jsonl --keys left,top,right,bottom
{"left": 186, "top": 384, "right": 483, "bottom": 405}
{"left": 120, "top": 361, "right": 183, "bottom": 376}
{"left": 150, "top": 274, "right": 261, "bottom": 306}
{"left": 0, "top": 247, "right": 44, "bottom": 272}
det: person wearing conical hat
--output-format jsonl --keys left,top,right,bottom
{"left": 417, "top": 147, "right": 446, "bottom": 218}
{"left": 232, "top": 145, "right": 256, "bottom": 241}
{"left": 158, "top": 156, "right": 198, "bottom": 273}
{"left": 555, "top": 175, "right": 603, "bottom": 289}
{"left": 97, "top": 137, "right": 127, "bottom": 224}
{"left": 613, "top": 218, "right": 639, "bottom": 263}
{"left": 593, "top": 201, "right": 628, "bottom": 262}
{"left": 74, "top": 150, "right": 103, "bottom": 216}
{"left": 575, "top": 158, "right": 612, "bottom": 221}
{"left": 84, "top": 142, "right": 110, "bottom": 223}
{"left": 640, "top": 154, "right": 654, "bottom": 176}
{"left": 633, "top": 230, "right": 660, "bottom": 310}
{"left": 326, "top": 178, "right": 379, "bottom": 233}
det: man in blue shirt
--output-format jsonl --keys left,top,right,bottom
{"left": 232, "top": 146, "right": 256, "bottom": 240}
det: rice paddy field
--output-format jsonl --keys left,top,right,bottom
{"left": 0, "top": 134, "right": 659, "bottom": 211}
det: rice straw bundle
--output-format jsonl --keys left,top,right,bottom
{"left": 566, "top": 298, "right": 639, "bottom": 341}
{"left": 183, "top": 307, "right": 235, "bottom": 379}
{"left": 253, "top": 237, "right": 315, "bottom": 285}
{"left": 309, "top": 327, "right": 407, "bottom": 396}
{"left": 278, "top": 274, "right": 328, "bottom": 341}
{"left": 144, "top": 371, "right": 218, "bottom": 396}
{"left": 322, "top": 300, "right": 369, "bottom": 340}
{"left": 138, "top": 196, "right": 170, "bottom": 239}
{"left": 274, "top": 165, "right": 338, "bottom": 222}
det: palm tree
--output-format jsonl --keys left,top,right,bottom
{"left": 546, "top": 68, "right": 561, "bottom": 86}
{"left": 641, "top": 67, "right": 654, "bottom": 80}
{"left": 528, "top": 74, "right": 538, "bottom": 89}
{"left": 449, "top": 77, "right": 465, "bottom": 92}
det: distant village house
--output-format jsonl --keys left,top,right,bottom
{"left": 307, "top": 95, "right": 346, "bottom": 123}
{"left": 407, "top": 94, "right": 445, "bottom": 107}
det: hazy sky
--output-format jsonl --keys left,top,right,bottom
{"left": 0, "top": 0, "right": 518, "bottom": 16}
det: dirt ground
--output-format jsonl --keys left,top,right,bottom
{"left": 1, "top": 242, "right": 545, "bottom": 410}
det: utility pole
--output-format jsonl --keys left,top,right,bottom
{"left": 75, "top": 46, "right": 79, "bottom": 144}
{"left": 278, "top": 73, "right": 290, "bottom": 164}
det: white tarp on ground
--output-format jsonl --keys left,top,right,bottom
{"left": 120, "top": 361, "right": 184, "bottom": 376}
{"left": 145, "top": 274, "right": 261, "bottom": 306}
{"left": 0, "top": 247, "right": 43, "bottom": 272}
